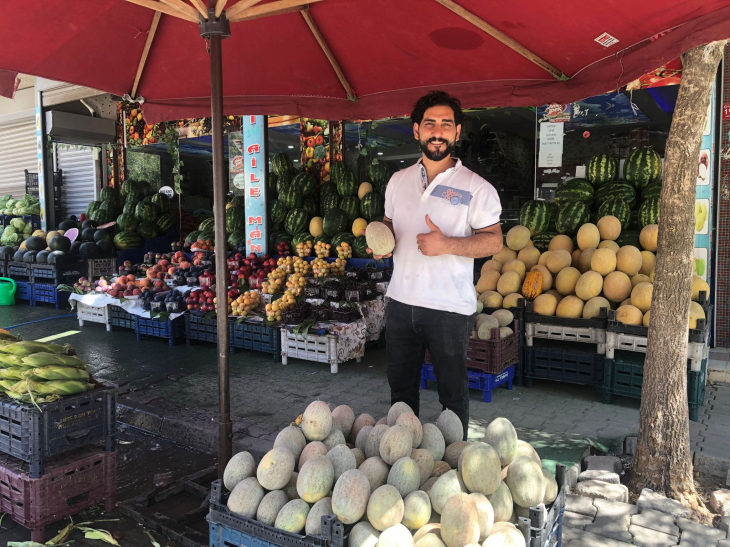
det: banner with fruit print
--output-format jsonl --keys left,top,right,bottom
{"left": 300, "top": 118, "right": 330, "bottom": 184}
{"left": 694, "top": 83, "right": 715, "bottom": 296}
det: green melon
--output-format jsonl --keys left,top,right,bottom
{"left": 353, "top": 236, "right": 372, "bottom": 258}
{"left": 554, "top": 180, "right": 593, "bottom": 206}
{"left": 586, "top": 154, "right": 618, "bottom": 187}
{"left": 292, "top": 172, "right": 317, "bottom": 197}
{"left": 339, "top": 196, "right": 360, "bottom": 222}
{"left": 323, "top": 208, "right": 349, "bottom": 237}
{"left": 337, "top": 172, "right": 358, "bottom": 197}
{"left": 594, "top": 182, "right": 637, "bottom": 209}
{"left": 135, "top": 201, "right": 158, "bottom": 223}
{"left": 272, "top": 153, "right": 294, "bottom": 177}
{"left": 555, "top": 201, "right": 589, "bottom": 236}
{"left": 531, "top": 232, "right": 557, "bottom": 253}
{"left": 270, "top": 199, "right": 288, "bottom": 224}
{"left": 360, "top": 192, "right": 385, "bottom": 220}
{"left": 285, "top": 208, "right": 309, "bottom": 236}
{"left": 280, "top": 186, "right": 304, "bottom": 209}
{"left": 151, "top": 193, "right": 170, "bottom": 214}
{"left": 519, "top": 200, "right": 550, "bottom": 236}
{"left": 156, "top": 213, "right": 175, "bottom": 234}
{"left": 623, "top": 148, "right": 662, "bottom": 189}
{"left": 639, "top": 196, "right": 660, "bottom": 228}
{"left": 113, "top": 231, "right": 143, "bottom": 250}
{"left": 598, "top": 197, "right": 631, "bottom": 229}
{"left": 226, "top": 207, "right": 245, "bottom": 233}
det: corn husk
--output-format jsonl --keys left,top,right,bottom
{"left": 0, "top": 341, "right": 72, "bottom": 357}
{"left": 0, "top": 354, "right": 26, "bottom": 367}
{"left": 23, "top": 366, "right": 90, "bottom": 382}
{"left": 0, "top": 368, "right": 32, "bottom": 381}
{"left": 11, "top": 379, "right": 92, "bottom": 397}
{"left": 21, "top": 353, "right": 86, "bottom": 369}
{"left": 0, "top": 379, "right": 17, "bottom": 391}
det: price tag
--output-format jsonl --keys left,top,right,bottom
{"left": 159, "top": 186, "right": 174, "bottom": 199}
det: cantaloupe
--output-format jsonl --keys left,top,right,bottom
{"left": 591, "top": 248, "right": 617, "bottom": 276}
{"left": 332, "top": 405, "right": 356, "bottom": 438}
{"left": 420, "top": 424, "right": 446, "bottom": 462}
{"left": 360, "top": 456, "right": 390, "bottom": 491}
{"left": 487, "top": 482, "right": 513, "bottom": 523}
{"left": 350, "top": 521, "right": 380, "bottom": 547}
{"left": 598, "top": 240, "right": 619, "bottom": 253}
{"left": 414, "top": 534, "right": 445, "bottom": 547}
{"left": 377, "top": 523, "right": 413, "bottom": 547}
{"left": 571, "top": 249, "right": 582, "bottom": 268}
{"left": 556, "top": 296, "right": 584, "bottom": 319}
{"left": 257, "top": 490, "right": 290, "bottom": 527}
{"left": 577, "top": 223, "right": 600, "bottom": 250}
{"left": 306, "top": 497, "right": 333, "bottom": 535}
{"left": 499, "top": 327, "right": 513, "bottom": 339}
{"left": 616, "top": 305, "right": 643, "bottom": 326}
{"left": 388, "top": 457, "right": 421, "bottom": 497}
{"left": 497, "top": 271, "right": 522, "bottom": 297}
{"left": 492, "top": 309, "right": 514, "bottom": 327}
{"left": 530, "top": 265, "right": 553, "bottom": 290}
{"left": 411, "top": 449, "right": 435, "bottom": 485}
{"left": 274, "top": 426, "right": 307, "bottom": 460}
{"left": 302, "top": 400, "right": 332, "bottom": 441}
{"left": 506, "top": 225, "right": 531, "bottom": 251}
{"left": 548, "top": 234, "right": 573, "bottom": 253}
{"left": 285, "top": 472, "right": 299, "bottom": 500}
{"left": 420, "top": 477, "right": 439, "bottom": 498}
{"left": 689, "top": 301, "right": 706, "bottom": 329}
{"left": 583, "top": 297, "right": 610, "bottom": 320}
{"left": 481, "top": 259, "right": 503, "bottom": 275}
{"left": 632, "top": 273, "right": 651, "bottom": 287}
{"left": 366, "top": 424, "right": 391, "bottom": 459}
{"left": 227, "top": 477, "right": 265, "bottom": 518}
{"left": 258, "top": 447, "right": 296, "bottom": 490}
{"left": 365, "top": 222, "right": 395, "bottom": 256}
{"left": 478, "top": 291, "right": 503, "bottom": 309}
{"left": 616, "top": 246, "right": 642, "bottom": 276}
{"left": 387, "top": 402, "right": 413, "bottom": 426}
{"left": 440, "top": 492, "right": 480, "bottom": 547}
{"left": 483, "top": 522, "right": 525, "bottom": 547}
{"left": 356, "top": 426, "right": 374, "bottom": 452}
{"left": 223, "top": 451, "right": 255, "bottom": 490}
{"left": 476, "top": 313, "right": 498, "bottom": 329}
{"left": 377, "top": 417, "right": 389, "bottom": 425}
{"left": 436, "top": 410, "right": 464, "bottom": 445}
{"left": 414, "top": 524, "right": 443, "bottom": 544}
{"left": 532, "top": 293, "right": 557, "bottom": 316}
{"left": 503, "top": 293, "right": 524, "bottom": 309}
{"left": 299, "top": 441, "right": 327, "bottom": 471}
{"left": 578, "top": 247, "right": 597, "bottom": 274}
{"left": 597, "top": 215, "right": 621, "bottom": 241}
{"left": 515, "top": 441, "right": 541, "bottom": 466}
{"left": 537, "top": 251, "right": 551, "bottom": 266}
{"left": 621, "top": 298, "right": 632, "bottom": 307}
{"left": 380, "top": 425, "right": 414, "bottom": 465}
{"left": 483, "top": 417, "right": 518, "bottom": 466}
{"left": 555, "top": 267, "right": 581, "bottom": 296}
{"left": 358, "top": 182, "right": 374, "bottom": 199}
{"left": 493, "top": 247, "right": 517, "bottom": 264}
{"left": 328, "top": 443, "right": 357, "bottom": 480}
{"left": 403, "top": 490, "right": 432, "bottom": 530}
{"left": 692, "top": 275, "right": 710, "bottom": 301}
{"left": 639, "top": 224, "right": 658, "bottom": 252}
{"left": 542, "top": 469, "right": 558, "bottom": 505}
{"left": 544, "top": 289, "right": 563, "bottom": 302}
{"left": 275, "top": 499, "right": 310, "bottom": 533}
{"left": 476, "top": 270, "right": 501, "bottom": 294}
{"left": 367, "top": 485, "right": 405, "bottom": 531}
{"left": 546, "top": 250, "right": 572, "bottom": 274}
{"left": 517, "top": 247, "right": 540, "bottom": 270}
{"left": 469, "top": 493, "right": 495, "bottom": 541}
{"left": 297, "top": 455, "right": 334, "bottom": 503}
{"left": 505, "top": 456, "right": 546, "bottom": 508}
{"left": 643, "top": 310, "right": 651, "bottom": 327}
{"left": 459, "top": 442, "right": 501, "bottom": 495}
{"left": 603, "top": 271, "right": 632, "bottom": 303}
{"left": 332, "top": 469, "right": 371, "bottom": 524}
{"left": 352, "top": 414, "right": 376, "bottom": 444}
{"left": 431, "top": 460, "right": 451, "bottom": 478}
{"left": 575, "top": 271, "right": 603, "bottom": 301}
{"left": 396, "top": 413, "right": 423, "bottom": 448}
{"left": 323, "top": 428, "right": 346, "bottom": 451}
{"left": 631, "top": 282, "right": 653, "bottom": 313}
{"left": 639, "top": 251, "right": 656, "bottom": 276}
{"left": 430, "top": 470, "right": 467, "bottom": 514}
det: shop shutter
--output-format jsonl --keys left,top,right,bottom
{"left": 56, "top": 145, "right": 97, "bottom": 219}
{"left": 0, "top": 118, "right": 37, "bottom": 199}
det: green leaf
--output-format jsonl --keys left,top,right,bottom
{"left": 204, "top": 310, "right": 217, "bottom": 320}
{"left": 78, "top": 527, "right": 120, "bottom": 546}
{"left": 8, "top": 542, "right": 47, "bottom": 547}
{"left": 47, "top": 520, "right": 74, "bottom": 545}
{"left": 144, "top": 530, "right": 161, "bottom": 547}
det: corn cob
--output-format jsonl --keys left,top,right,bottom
{"left": 23, "top": 366, "right": 90, "bottom": 382}
{"left": 0, "top": 341, "right": 73, "bottom": 357}
{"left": 21, "top": 353, "right": 86, "bottom": 369}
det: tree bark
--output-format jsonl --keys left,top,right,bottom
{"left": 630, "top": 41, "right": 726, "bottom": 519}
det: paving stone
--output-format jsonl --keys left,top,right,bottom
{"left": 584, "top": 455, "right": 624, "bottom": 474}
{"left": 711, "top": 489, "right": 730, "bottom": 516}
{"left": 694, "top": 452, "right": 730, "bottom": 479}
{"left": 593, "top": 498, "right": 639, "bottom": 518}
{"left": 561, "top": 526, "right": 633, "bottom": 546}
{"left": 563, "top": 510, "right": 593, "bottom": 528}
{"left": 637, "top": 488, "right": 691, "bottom": 519}
{"left": 574, "top": 480, "right": 629, "bottom": 503}
{"left": 630, "top": 524, "right": 679, "bottom": 547}
{"left": 585, "top": 514, "right": 633, "bottom": 542}
{"left": 718, "top": 542, "right": 730, "bottom": 547}
{"left": 579, "top": 470, "right": 621, "bottom": 484}
{"left": 719, "top": 516, "right": 730, "bottom": 535}
{"left": 631, "top": 509, "right": 680, "bottom": 537}
{"left": 566, "top": 493, "right": 598, "bottom": 517}
{"left": 677, "top": 517, "right": 726, "bottom": 546}
{"left": 624, "top": 436, "right": 637, "bottom": 456}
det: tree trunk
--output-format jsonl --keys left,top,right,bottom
{"left": 630, "top": 40, "right": 726, "bottom": 519}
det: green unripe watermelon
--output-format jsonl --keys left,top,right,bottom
{"left": 270, "top": 200, "right": 288, "bottom": 224}
{"left": 116, "top": 213, "right": 138, "bottom": 232}
{"left": 554, "top": 179, "right": 593, "bottom": 206}
{"left": 586, "top": 154, "right": 617, "bottom": 187}
{"left": 185, "top": 230, "right": 201, "bottom": 243}
{"left": 152, "top": 193, "right": 171, "bottom": 214}
{"left": 285, "top": 208, "right": 308, "bottom": 236}
{"left": 331, "top": 232, "right": 355, "bottom": 248}
{"left": 594, "top": 182, "right": 636, "bottom": 209}
{"left": 272, "top": 153, "right": 294, "bottom": 177}
{"left": 156, "top": 213, "right": 176, "bottom": 234}
{"left": 336, "top": 172, "right": 358, "bottom": 197}
{"left": 623, "top": 148, "right": 662, "bottom": 190}
{"left": 360, "top": 192, "right": 385, "bottom": 220}
{"left": 227, "top": 230, "right": 246, "bottom": 249}
{"left": 292, "top": 232, "right": 313, "bottom": 246}
{"left": 638, "top": 196, "right": 660, "bottom": 228}
{"left": 135, "top": 201, "right": 158, "bottom": 223}
{"left": 321, "top": 194, "right": 341, "bottom": 216}
{"left": 519, "top": 200, "right": 550, "bottom": 236}
{"left": 302, "top": 198, "right": 318, "bottom": 219}
{"left": 555, "top": 201, "right": 589, "bottom": 235}
{"left": 323, "top": 208, "right": 348, "bottom": 237}
{"left": 339, "top": 196, "right": 360, "bottom": 222}
{"left": 292, "top": 172, "right": 317, "bottom": 197}
{"left": 85, "top": 201, "right": 102, "bottom": 218}
{"left": 226, "top": 207, "right": 245, "bottom": 233}
{"left": 353, "top": 236, "right": 371, "bottom": 258}
{"left": 199, "top": 217, "right": 215, "bottom": 232}
{"left": 598, "top": 197, "right": 631, "bottom": 229}
{"left": 113, "top": 231, "right": 143, "bottom": 250}
{"left": 330, "top": 162, "right": 347, "bottom": 183}
{"left": 531, "top": 232, "right": 557, "bottom": 253}
{"left": 280, "top": 187, "right": 303, "bottom": 209}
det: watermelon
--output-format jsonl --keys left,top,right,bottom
{"left": 302, "top": 199, "right": 318, "bottom": 219}
{"left": 519, "top": 200, "right": 550, "bottom": 236}
{"left": 268, "top": 173, "right": 279, "bottom": 199}
{"left": 226, "top": 207, "right": 245, "bottom": 233}
{"left": 360, "top": 192, "right": 385, "bottom": 220}
{"left": 199, "top": 217, "right": 215, "bottom": 232}
{"left": 314, "top": 234, "right": 331, "bottom": 245}
{"left": 353, "top": 236, "right": 371, "bottom": 258}
{"left": 270, "top": 200, "right": 288, "bottom": 224}
{"left": 331, "top": 232, "right": 355, "bottom": 248}
{"left": 126, "top": 190, "right": 144, "bottom": 205}
{"left": 554, "top": 180, "right": 593, "bottom": 206}
{"left": 280, "top": 187, "right": 303, "bottom": 209}
{"left": 641, "top": 181, "right": 662, "bottom": 202}
{"left": 123, "top": 201, "right": 137, "bottom": 215}
{"left": 152, "top": 193, "right": 171, "bottom": 214}
{"left": 121, "top": 179, "right": 139, "bottom": 196}
{"left": 629, "top": 210, "right": 641, "bottom": 230}
{"left": 229, "top": 195, "right": 246, "bottom": 209}
{"left": 272, "top": 233, "right": 292, "bottom": 248}
{"left": 339, "top": 196, "right": 360, "bottom": 222}
{"left": 586, "top": 154, "right": 617, "bottom": 187}
{"left": 623, "top": 148, "right": 662, "bottom": 190}
{"left": 594, "top": 182, "right": 636, "bottom": 209}
{"left": 555, "top": 201, "right": 589, "bottom": 235}
{"left": 292, "top": 172, "right": 317, "bottom": 197}
{"left": 323, "top": 208, "right": 349, "bottom": 237}
{"left": 531, "top": 232, "right": 557, "bottom": 253}
{"left": 227, "top": 230, "right": 246, "bottom": 249}
{"left": 320, "top": 183, "right": 338, "bottom": 199}
{"left": 113, "top": 231, "right": 143, "bottom": 250}
{"left": 638, "top": 196, "right": 660, "bottom": 228}
{"left": 337, "top": 172, "right": 358, "bottom": 197}
{"left": 135, "top": 201, "right": 158, "bottom": 223}
{"left": 598, "top": 197, "right": 631, "bottom": 228}
{"left": 330, "top": 162, "right": 347, "bottom": 183}
{"left": 321, "top": 193, "right": 341, "bottom": 216}
{"left": 615, "top": 230, "right": 641, "bottom": 248}
{"left": 370, "top": 215, "right": 384, "bottom": 223}
{"left": 85, "top": 201, "right": 102, "bottom": 218}
{"left": 199, "top": 231, "right": 215, "bottom": 243}
{"left": 285, "top": 208, "right": 308, "bottom": 236}
{"left": 292, "top": 232, "right": 313, "bottom": 246}
{"left": 185, "top": 230, "right": 201, "bottom": 243}
{"left": 116, "top": 213, "right": 138, "bottom": 232}
{"left": 156, "top": 213, "right": 176, "bottom": 234}
{"left": 90, "top": 209, "right": 109, "bottom": 224}
{"left": 137, "top": 221, "right": 159, "bottom": 239}
{"left": 272, "top": 153, "right": 294, "bottom": 177}
{"left": 276, "top": 175, "right": 292, "bottom": 195}
{"left": 368, "top": 161, "right": 390, "bottom": 187}
{"left": 100, "top": 187, "right": 116, "bottom": 202}
{"left": 99, "top": 200, "right": 120, "bottom": 219}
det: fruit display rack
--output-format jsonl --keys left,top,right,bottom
{"left": 523, "top": 345, "right": 605, "bottom": 389}
{"left": 280, "top": 319, "right": 367, "bottom": 374}
{"left": 526, "top": 322, "right": 606, "bottom": 354}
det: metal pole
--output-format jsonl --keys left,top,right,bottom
{"left": 202, "top": 10, "right": 232, "bottom": 478}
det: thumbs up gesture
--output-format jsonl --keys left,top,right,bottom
{"left": 417, "top": 215, "right": 448, "bottom": 256}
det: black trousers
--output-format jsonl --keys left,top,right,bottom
{"left": 385, "top": 299, "right": 475, "bottom": 441}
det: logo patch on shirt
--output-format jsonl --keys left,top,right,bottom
{"left": 431, "top": 185, "right": 472, "bottom": 207}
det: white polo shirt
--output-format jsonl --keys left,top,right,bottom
{"left": 384, "top": 158, "right": 502, "bottom": 315}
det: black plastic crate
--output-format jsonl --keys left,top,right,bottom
{"left": 7, "top": 261, "right": 30, "bottom": 280}
{"left": 24, "top": 169, "right": 62, "bottom": 197}
{"left": 208, "top": 479, "right": 344, "bottom": 547}
{"left": 524, "top": 345, "right": 605, "bottom": 388}
{"left": 525, "top": 301, "right": 608, "bottom": 329}
{"left": 31, "top": 282, "right": 71, "bottom": 309}
{"left": 230, "top": 320, "right": 281, "bottom": 361}
{"left": 22, "top": 215, "right": 41, "bottom": 233}
{"left": 15, "top": 280, "right": 33, "bottom": 302}
{"left": 185, "top": 313, "right": 218, "bottom": 345}
{"left": 86, "top": 257, "right": 116, "bottom": 279}
{"left": 135, "top": 315, "right": 185, "bottom": 346}
{"left": 108, "top": 305, "right": 136, "bottom": 330}
{"left": 30, "top": 262, "right": 84, "bottom": 284}
{"left": 0, "top": 255, "right": 6, "bottom": 277}
{"left": 607, "top": 307, "right": 710, "bottom": 344}
{"left": 0, "top": 384, "right": 116, "bottom": 478}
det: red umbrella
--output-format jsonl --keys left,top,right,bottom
{"left": 3, "top": 0, "right": 729, "bottom": 473}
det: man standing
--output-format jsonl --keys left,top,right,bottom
{"left": 373, "top": 91, "right": 503, "bottom": 440}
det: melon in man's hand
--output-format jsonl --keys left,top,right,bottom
{"left": 365, "top": 222, "right": 395, "bottom": 256}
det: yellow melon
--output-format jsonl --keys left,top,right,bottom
{"left": 546, "top": 250, "right": 572, "bottom": 274}
{"left": 502, "top": 259, "right": 526, "bottom": 280}
{"left": 631, "top": 274, "right": 651, "bottom": 288}
{"left": 643, "top": 310, "right": 650, "bottom": 327}
{"left": 548, "top": 235, "right": 573, "bottom": 253}
{"left": 538, "top": 251, "right": 551, "bottom": 266}
{"left": 497, "top": 271, "right": 522, "bottom": 296}
{"left": 506, "top": 226, "right": 531, "bottom": 251}
{"left": 597, "top": 240, "right": 619, "bottom": 253}
{"left": 576, "top": 223, "right": 600, "bottom": 250}
{"left": 526, "top": 240, "right": 534, "bottom": 247}
{"left": 358, "top": 182, "right": 373, "bottom": 199}
{"left": 532, "top": 294, "right": 557, "bottom": 316}
{"left": 503, "top": 293, "right": 524, "bottom": 309}
{"left": 597, "top": 216, "right": 621, "bottom": 241}
{"left": 575, "top": 271, "right": 603, "bottom": 301}
{"left": 639, "top": 251, "right": 656, "bottom": 276}
{"left": 352, "top": 218, "right": 368, "bottom": 238}
{"left": 571, "top": 249, "right": 582, "bottom": 268}
{"left": 616, "top": 305, "right": 643, "bottom": 326}
{"left": 630, "top": 282, "right": 653, "bottom": 313}
{"left": 556, "top": 296, "right": 584, "bottom": 319}
{"left": 620, "top": 298, "right": 632, "bottom": 307}
{"left": 530, "top": 265, "right": 553, "bottom": 291}
{"left": 591, "top": 248, "right": 617, "bottom": 276}
{"left": 583, "top": 297, "right": 610, "bottom": 320}
{"left": 310, "top": 217, "right": 324, "bottom": 237}
{"left": 481, "top": 259, "right": 503, "bottom": 275}
{"left": 555, "top": 267, "right": 581, "bottom": 296}
{"left": 478, "top": 291, "right": 503, "bottom": 309}
{"left": 577, "top": 248, "right": 596, "bottom": 273}
{"left": 689, "top": 301, "right": 706, "bottom": 329}
{"left": 603, "top": 271, "right": 632, "bottom": 303}
{"left": 616, "top": 246, "right": 642, "bottom": 276}
{"left": 476, "top": 270, "right": 501, "bottom": 294}
{"left": 544, "top": 289, "right": 563, "bottom": 303}
{"left": 692, "top": 275, "right": 710, "bottom": 301}
{"left": 493, "top": 248, "right": 517, "bottom": 264}
{"left": 639, "top": 224, "right": 658, "bottom": 252}
{"left": 517, "top": 247, "right": 541, "bottom": 270}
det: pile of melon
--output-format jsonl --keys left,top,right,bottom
{"left": 475, "top": 218, "right": 709, "bottom": 329}
{"left": 473, "top": 309, "right": 515, "bottom": 341}
{"left": 223, "top": 400, "right": 558, "bottom": 547}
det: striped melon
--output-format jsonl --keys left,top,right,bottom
{"left": 638, "top": 196, "right": 660, "bottom": 228}
{"left": 641, "top": 181, "right": 662, "bottom": 202}
{"left": 554, "top": 179, "right": 593, "bottom": 206}
{"left": 597, "top": 197, "right": 631, "bottom": 229}
{"left": 586, "top": 154, "right": 617, "bottom": 186}
{"left": 518, "top": 200, "right": 550, "bottom": 236}
{"left": 555, "top": 202, "right": 589, "bottom": 236}
{"left": 623, "top": 148, "right": 662, "bottom": 189}
{"left": 594, "top": 182, "right": 637, "bottom": 209}
{"left": 531, "top": 232, "right": 557, "bottom": 253}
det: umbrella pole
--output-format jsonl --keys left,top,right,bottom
{"left": 201, "top": 10, "right": 232, "bottom": 479}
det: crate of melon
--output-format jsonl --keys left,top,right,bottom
{"left": 516, "top": 464, "right": 567, "bottom": 547}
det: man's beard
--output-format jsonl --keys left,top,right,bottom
{"left": 419, "top": 137, "right": 455, "bottom": 161}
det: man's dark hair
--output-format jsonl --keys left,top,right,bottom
{"left": 410, "top": 91, "right": 464, "bottom": 127}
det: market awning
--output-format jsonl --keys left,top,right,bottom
{"left": 2, "top": 1, "right": 730, "bottom": 122}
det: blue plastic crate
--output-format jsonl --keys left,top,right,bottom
{"left": 30, "top": 262, "right": 84, "bottom": 284}
{"left": 15, "top": 281, "right": 33, "bottom": 302}
{"left": 108, "top": 305, "right": 135, "bottom": 330}
{"left": 420, "top": 363, "right": 514, "bottom": 403}
{"left": 185, "top": 313, "right": 218, "bottom": 345}
{"left": 31, "top": 283, "right": 71, "bottom": 309}
{"left": 135, "top": 315, "right": 185, "bottom": 346}
{"left": 524, "top": 346, "right": 605, "bottom": 388}
{"left": 231, "top": 320, "right": 281, "bottom": 361}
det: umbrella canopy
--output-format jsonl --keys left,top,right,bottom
{"left": 2, "top": 0, "right": 730, "bottom": 122}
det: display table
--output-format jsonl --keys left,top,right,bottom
{"left": 68, "top": 292, "right": 186, "bottom": 321}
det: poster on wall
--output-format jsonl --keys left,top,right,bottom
{"left": 300, "top": 118, "right": 331, "bottom": 183}
{"left": 229, "top": 132, "right": 244, "bottom": 193}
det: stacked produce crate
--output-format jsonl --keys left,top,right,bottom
{"left": 0, "top": 334, "right": 117, "bottom": 542}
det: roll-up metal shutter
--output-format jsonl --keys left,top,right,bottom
{"left": 55, "top": 145, "right": 97, "bottom": 219}
{"left": 0, "top": 118, "right": 37, "bottom": 199}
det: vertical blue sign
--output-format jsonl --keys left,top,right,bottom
{"left": 35, "top": 105, "right": 47, "bottom": 232}
{"left": 244, "top": 115, "right": 267, "bottom": 256}
{"left": 693, "top": 84, "right": 715, "bottom": 289}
